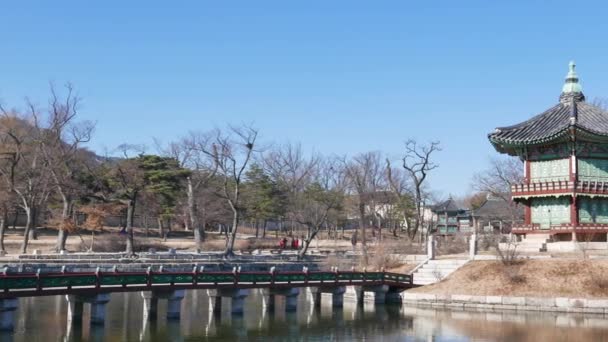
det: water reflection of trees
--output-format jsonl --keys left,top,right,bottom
{"left": 10, "top": 292, "right": 608, "bottom": 342}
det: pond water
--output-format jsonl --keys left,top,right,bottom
{"left": 5, "top": 290, "right": 608, "bottom": 341}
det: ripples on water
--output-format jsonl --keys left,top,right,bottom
{"left": 6, "top": 290, "right": 608, "bottom": 341}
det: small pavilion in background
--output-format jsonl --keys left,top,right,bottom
{"left": 430, "top": 197, "right": 472, "bottom": 234}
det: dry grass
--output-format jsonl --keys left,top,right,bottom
{"left": 357, "top": 242, "right": 421, "bottom": 271}
{"left": 362, "top": 244, "right": 401, "bottom": 270}
{"left": 410, "top": 259, "right": 608, "bottom": 298}
{"left": 93, "top": 234, "right": 171, "bottom": 253}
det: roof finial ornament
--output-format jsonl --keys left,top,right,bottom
{"left": 560, "top": 60, "right": 585, "bottom": 103}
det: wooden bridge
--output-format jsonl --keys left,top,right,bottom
{"left": 0, "top": 268, "right": 413, "bottom": 330}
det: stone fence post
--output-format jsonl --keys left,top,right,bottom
{"left": 469, "top": 233, "right": 477, "bottom": 260}
{"left": 427, "top": 235, "right": 435, "bottom": 260}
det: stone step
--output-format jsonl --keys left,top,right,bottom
{"left": 524, "top": 234, "right": 551, "bottom": 241}
{"left": 518, "top": 242, "right": 547, "bottom": 246}
{"left": 414, "top": 269, "right": 451, "bottom": 275}
{"left": 426, "top": 260, "right": 468, "bottom": 265}
{"left": 517, "top": 248, "right": 544, "bottom": 252}
{"left": 413, "top": 278, "right": 441, "bottom": 284}
{"left": 418, "top": 264, "right": 462, "bottom": 270}
{"left": 416, "top": 268, "right": 458, "bottom": 274}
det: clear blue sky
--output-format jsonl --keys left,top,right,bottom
{"left": 2, "top": 1, "right": 608, "bottom": 197}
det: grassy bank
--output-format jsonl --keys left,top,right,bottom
{"left": 410, "top": 259, "right": 608, "bottom": 298}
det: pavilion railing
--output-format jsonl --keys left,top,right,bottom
{"left": 511, "top": 180, "right": 608, "bottom": 197}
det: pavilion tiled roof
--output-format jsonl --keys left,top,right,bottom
{"left": 489, "top": 62, "right": 608, "bottom": 155}
{"left": 431, "top": 197, "right": 463, "bottom": 213}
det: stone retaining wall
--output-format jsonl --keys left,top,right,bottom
{"left": 402, "top": 292, "right": 608, "bottom": 315}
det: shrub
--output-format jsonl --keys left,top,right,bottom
{"left": 363, "top": 244, "right": 404, "bottom": 271}
{"left": 502, "top": 264, "right": 526, "bottom": 284}
{"left": 495, "top": 235, "right": 519, "bottom": 266}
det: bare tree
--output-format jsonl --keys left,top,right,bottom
{"left": 201, "top": 125, "right": 258, "bottom": 257}
{"left": 472, "top": 156, "right": 524, "bottom": 231}
{"left": 0, "top": 182, "right": 16, "bottom": 254}
{"left": 473, "top": 156, "right": 523, "bottom": 202}
{"left": 161, "top": 131, "right": 217, "bottom": 252}
{"left": 400, "top": 139, "right": 441, "bottom": 239}
{"left": 38, "top": 84, "right": 94, "bottom": 252}
{"left": 344, "top": 151, "right": 385, "bottom": 262}
{"left": 263, "top": 142, "right": 319, "bottom": 236}
{"left": 292, "top": 157, "right": 346, "bottom": 258}
{"left": 0, "top": 106, "right": 51, "bottom": 253}
{"left": 385, "top": 160, "right": 414, "bottom": 236}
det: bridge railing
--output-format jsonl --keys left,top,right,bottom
{"left": 0, "top": 269, "right": 412, "bottom": 295}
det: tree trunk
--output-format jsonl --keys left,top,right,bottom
{"left": 158, "top": 217, "right": 165, "bottom": 240}
{"left": 56, "top": 197, "right": 71, "bottom": 253}
{"left": 358, "top": 202, "right": 368, "bottom": 264}
{"left": 144, "top": 214, "right": 149, "bottom": 237}
{"left": 0, "top": 209, "right": 7, "bottom": 253}
{"left": 298, "top": 228, "right": 318, "bottom": 259}
{"left": 21, "top": 207, "right": 35, "bottom": 254}
{"left": 224, "top": 209, "right": 238, "bottom": 257}
{"left": 125, "top": 199, "right": 135, "bottom": 255}
{"left": 28, "top": 206, "right": 37, "bottom": 241}
{"left": 11, "top": 208, "right": 18, "bottom": 230}
{"left": 262, "top": 220, "right": 267, "bottom": 238}
{"left": 187, "top": 177, "right": 205, "bottom": 253}
{"left": 255, "top": 219, "right": 260, "bottom": 238}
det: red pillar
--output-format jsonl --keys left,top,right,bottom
{"left": 524, "top": 201, "right": 532, "bottom": 225}
{"left": 524, "top": 160, "right": 531, "bottom": 184}
{"left": 571, "top": 196, "right": 579, "bottom": 226}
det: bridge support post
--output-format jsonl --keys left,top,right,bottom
{"left": 331, "top": 287, "right": 346, "bottom": 307}
{"left": 165, "top": 290, "right": 185, "bottom": 320}
{"left": 310, "top": 287, "right": 346, "bottom": 307}
{"left": 385, "top": 288, "right": 403, "bottom": 304}
{"left": 208, "top": 289, "right": 250, "bottom": 315}
{"left": 347, "top": 286, "right": 365, "bottom": 305}
{"left": 141, "top": 292, "right": 159, "bottom": 320}
{"left": 207, "top": 292, "right": 222, "bottom": 315}
{"left": 264, "top": 288, "right": 299, "bottom": 312}
{"left": 146, "top": 290, "right": 185, "bottom": 320}
{"left": 0, "top": 298, "right": 18, "bottom": 331}
{"left": 261, "top": 293, "right": 275, "bottom": 311}
{"left": 229, "top": 289, "right": 249, "bottom": 315}
{"left": 358, "top": 285, "right": 389, "bottom": 304}
{"left": 89, "top": 293, "right": 111, "bottom": 325}
{"left": 284, "top": 288, "right": 299, "bottom": 312}
{"left": 308, "top": 287, "right": 322, "bottom": 308}
{"left": 66, "top": 295, "right": 84, "bottom": 322}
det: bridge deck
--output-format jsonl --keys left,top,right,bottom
{"left": 0, "top": 270, "right": 412, "bottom": 298}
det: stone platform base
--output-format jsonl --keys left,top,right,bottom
{"left": 402, "top": 293, "right": 608, "bottom": 315}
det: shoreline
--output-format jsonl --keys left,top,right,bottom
{"left": 401, "top": 292, "right": 608, "bottom": 315}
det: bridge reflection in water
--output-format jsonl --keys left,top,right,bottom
{"left": 7, "top": 291, "right": 608, "bottom": 342}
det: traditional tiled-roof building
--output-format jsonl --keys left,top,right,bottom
{"left": 430, "top": 197, "right": 472, "bottom": 234}
{"left": 471, "top": 196, "right": 524, "bottom": 233}
{"left": 489, "top": 62, "right": 608, "bottom": 242}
